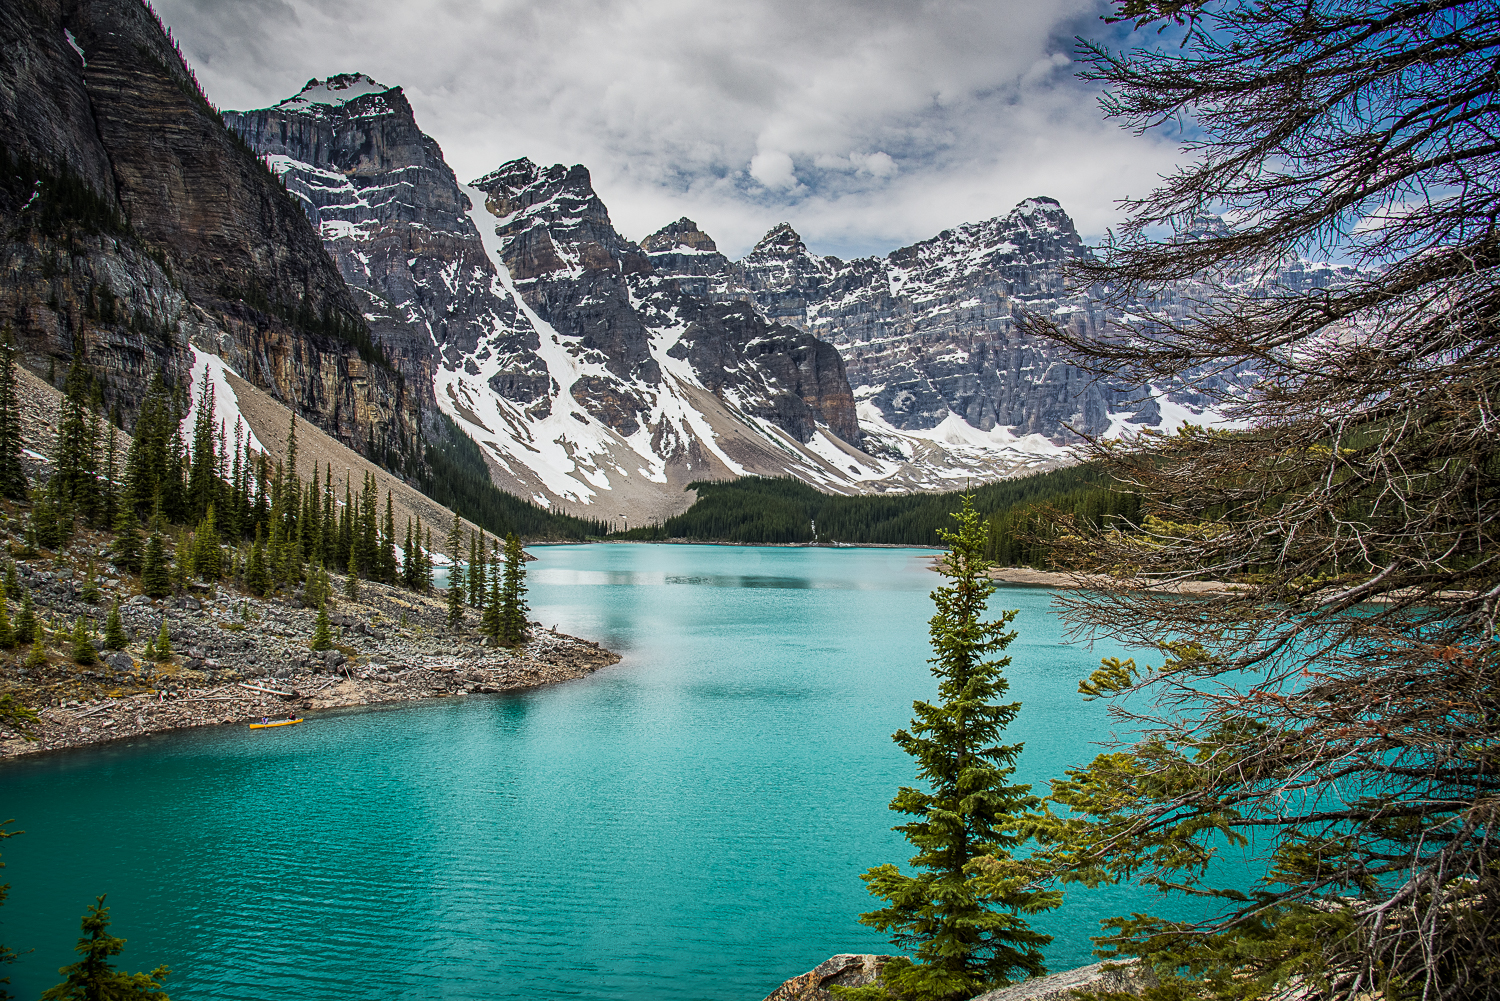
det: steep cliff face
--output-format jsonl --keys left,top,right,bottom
{"left": 725, "top": 198, "right": 1132, "bottom": 441}
{"left": 0, "top": 0, "right": 414, "bottom": 455}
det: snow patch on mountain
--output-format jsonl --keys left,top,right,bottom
{"left": 277, "top": 73, "right": 389, "bottom": 110}
{"left": 181, "top": 346, "right": 268, "bottom": 457}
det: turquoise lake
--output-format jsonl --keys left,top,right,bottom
{"left": 1, "top": 543, "right": 1242, "bottom": 1000}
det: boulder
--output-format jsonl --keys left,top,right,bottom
{"left": 105, "top": 652, "right": 134, "bottom": 673}
{"left": 763, "top": 955, "right": 893, "bottom": 1001}
{"left": 968, "top": 962, "right": 1157, "bottom": 1001}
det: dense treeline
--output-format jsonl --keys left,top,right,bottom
{"left": 615, "top": 467, "right": 1139, "bottom": 563}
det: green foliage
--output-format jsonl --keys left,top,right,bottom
{"left": 0, "top": 820, "right": 19, "bottom": 998}
{"left": 848, "top": 495, "right": 1058, "bottom": 1001}
{"left": 13, "top": 592, "right": 34, "bottom": 647}
{"left": 0, "top": 696, "right": 37, "bottom": 742}
{"left": 0, "top": 599, "right": 13, "bottom": 650}
{"left": 309, "top": 602, "right": 333, "bottom": 652}
{"left": 70, "top": 618, "right": 97, "bottom": 666}
{"left": 23, "top": 636, "right": 46, "bottom": 670}
{"left": 111, "top": 506, "right": 144, "bottom": 574}
{"left": 0, "top": 338, "right": 28, "bottom": 501}
{"left": 500, "top": 533, "right": 529, "bottom": 645}
{"left": 149, "top": 622, "right": 172, "bottom": 663}
{"left": 0, "top": 139, "right": 129, "bottom": 237}
{"left": 244, "top": 529, "right": 269, "bottom": 597}
{"left": 140, "top": 534, "right": 171, "bottom": 599}
{"left": 40, "top": 895, "right": 170, "bottom": 1001}
{"left": 103, "top": 600, "right": 128, "bottom": 651}
{"left": 446, "top": 570, "right": 464, "bottom": 628}
{"left": 618, "top": 466, "right": 1137, "bottom": 554}
{"left": 190, "top": 506, "right": 222, "bottom": 581}
{"left": 80, "top": 561, "right": 100, "bottom": 605}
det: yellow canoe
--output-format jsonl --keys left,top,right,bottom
{"left": 249, "top": 718, "right": 304, "bottom": 729}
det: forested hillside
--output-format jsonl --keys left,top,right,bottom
{"left": 613, "top": 467, "right": 1139, "bottom": 562}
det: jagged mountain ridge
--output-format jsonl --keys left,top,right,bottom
{"left": 227, "top": 78, "right": 1061, "bottom": 520}
{"left": 0, "top": 8, "right": 415, "bottom": 456}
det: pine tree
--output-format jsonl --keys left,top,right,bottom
{"left": 39, "top": 895, "right": 169, "bottom": 1001}
{"left": 14, "top": 591, "right": 35, "bottom": 646}
{"left": 80, "top": 561, "right": 100, "bottom": 604}
{"left": 445, "top": 571, "right": 463, "bottom": 628}
{"left": 53, "top": 355, "right": 101, "bottom": 524}
{"left": 192, "top": 505, "right": 222, "bottom": 581}
{"left": 103, "top": 599, "right": 127, "bottom": 651}
{"left": 111, "top": 505, "right": 143, "bottom": 573}
{"left": 401, "top": 517, "right": 415, "bottom": 589}
{"left": 24, "top": 635, "right": 45, "bottom": 670}
{"left": 500, "top": 533, "right": 529, "bottom": 645}
{"left": 70, "top": 618, "right": 96, "bottom": 666}
{"left": 344, "top": 537, "right": 359, "bottom": 601}
{"left": 309, "top": 601, "right": 333, "bottom": 651}
{"left": 381, "top": 492, "right": 397, "bottom": 583}
{"left": 151, "top": 621, "right": 172, "bottom": 662}
{"left": 0, "top": 336, "right": 28, "bottom": 501}
{"left": 0, "top": 598, "right": 13, "bottom": 649}
{"left": 140, "top": 534, "right": 171, "bottom": 598}
{"left": 244, "top": 526, "right": 269, "bottom": 597}
{"left": 846, "top": 494, "right": 1057, "bottom": 1001}
{"left": 469, "top": 532, "right": 486, "bottom": 609}
{"left": 481, "top": 563, "right": 502, "bottom": 643}
{"left": 187, "top": 367, "right": 218, "bottom": 521}
{"left": 421, "top": 526, "right": 434, "bottom": 592}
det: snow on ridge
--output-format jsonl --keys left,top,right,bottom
{"left": 181, "top": 346, "right": 268, "bottom": 458}
{"left": 278, "top": 73, "right": 388, "bottom": 109}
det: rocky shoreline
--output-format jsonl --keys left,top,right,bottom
{"left": 0, "top": 524, "right": 620, "bottom": 760}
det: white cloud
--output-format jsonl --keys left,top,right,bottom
{"left": 749, "top": 150, "right": 798, "bottom": 190}
{"left": 151, "top": 0, "right": 1182, "bottom": 259}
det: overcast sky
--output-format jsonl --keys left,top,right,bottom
{"left": 152, "top": 0, "right": 1183, "bottom": 260}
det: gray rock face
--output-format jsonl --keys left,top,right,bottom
{"left": 968, "top": 960, "right": 1157, "bottom": 1001}
{"left": 762, "top": 954, "right": 893, "bottom": 1001}
{"left": 223, "top": 76, "right": 534, "bottom": 424}
{"left": 469, "top": 158, "right": 860, "bottom": 446}
{"left": 725, "top": 199, "right": 1128, "bottom": 439}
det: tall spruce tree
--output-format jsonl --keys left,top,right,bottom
{"left": 0, "top": 335, "right": 27, "bottom": 501}
{"left": 846, "top": 495, "right": 1056, "bottom": 1001}
{"left": 140, "top": 534, "right": 171, "bottom": 599}
{"left": 40, "top": 895, "right": 170, "bottom": 1001}
{"left": 187, "top": 367, "right": 217, "bottom": 521}
{"left": 103, "top": 599, "right": 127, "bottom": 651}
{"left": 500, "top": 533, "right": 529, "bottom": 645}
{"left": 14, "top": 591, "right": 34, "bottom": 646}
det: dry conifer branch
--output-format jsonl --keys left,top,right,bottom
{"left": 1016, "top": 2, "right": 1500, "bottom": 999}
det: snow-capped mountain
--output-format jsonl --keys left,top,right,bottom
{"left": 226, "top": 78, "right": 1060, "bottom": 520}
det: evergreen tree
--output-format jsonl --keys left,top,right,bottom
{"left": 500, "top": 533, "right": 529, "bottom": 645}
{"left": 445, "top": 570, "right": 463, "bottom": 628}
{"left": 480, "top": 569, "right": 502, "bottom": 643}
{"left": 187, "top": 366, "right": 217, "bottom": 520}
{"left": 0, "top": 336, "right": 27, "bottom": 501}
{"left": 14, "top": 592, "right": 35, "bottom": 647}
{"left": 140, "top": 534, "right": 171, "bottom": 599}
{"left": 39, "top": 895, "right": 169, "bottom": 1001}
{"left": 1, "top": 561, "right": 12, "bottom": 600}
{"left": 309, "top": 601, "right": 333, "bottom": 651}
{"left": 80, "top": 561, "right": 100, "bottom": 605}
{"left": 52, "top": 355, "right": 101, "bottom": 524}
{"left": 421, "top": 526, "right": 434, "bottom": 592}
{"left": 192, "top": 505, "right": 222, "bottom": 581}
{"left": 244, "top": 527, "right": 269, "bottom": 597}
{"left": 446, "top": 512, "right": 463, "bottom": 587}
{"left": 70, "top": 618, "right": 96, "bottom": 666}
{"left": 469, "top": 532, "right": 486, "bottom": 609}
{"left": 24, "top": 635, "right": 46, "bottom": 670}
{"left": 150, "top": 621, "right": 172, "bottom": 662}
{"left": 103, "top": 599, "right": 127, "bottom": 651}
{"left": 110, "top": 505, "right": 143, "bottom": 573}
{"left": 401, "top": 517, "right": 415, "bottom": 590}
{"left": 0, "top": 598, "right": 13, "bottom": 649}
{"left": 847, "top": 495, "right": 1056, "bottom": 1001}
{"left": 381, "top": 492, "right": 397, "bottom": 584}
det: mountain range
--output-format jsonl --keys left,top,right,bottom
{"left": 0, "top": 2, "right": 1298, "bottom": 525}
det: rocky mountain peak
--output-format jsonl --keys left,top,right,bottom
{"left": 752, "top": 222, "right": 809, "bottom": 257}
{"left": 277, "top": 73, "right": 393, "bottom": 111}
{"left": 642, "top": 217, "right": 717, "bottom": 253}
{"left": 470, "top": 159, "right": 649, "bottom": 281}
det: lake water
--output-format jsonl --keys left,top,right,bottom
{"left": 1, "top": 544, "right": 1244, "bottom": 1000}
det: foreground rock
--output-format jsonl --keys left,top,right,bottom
{"left": 969, "top": 961, "right": 1157, "bottom": 1001}
{"left": 763, "top": 955, "right": 893, "bottom": 1001}
{"left": 762, "top": 957, "right": 1156, "bottom": 1001}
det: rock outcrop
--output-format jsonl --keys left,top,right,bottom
{"left": 762, "top": 955, "right": 894, "bottom": 1001}
{"left": 0, "top": 2, "right": 415, "bottom": 453}
{"left": 968, "top": 961, "right": 1157, "bottom": 1001}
